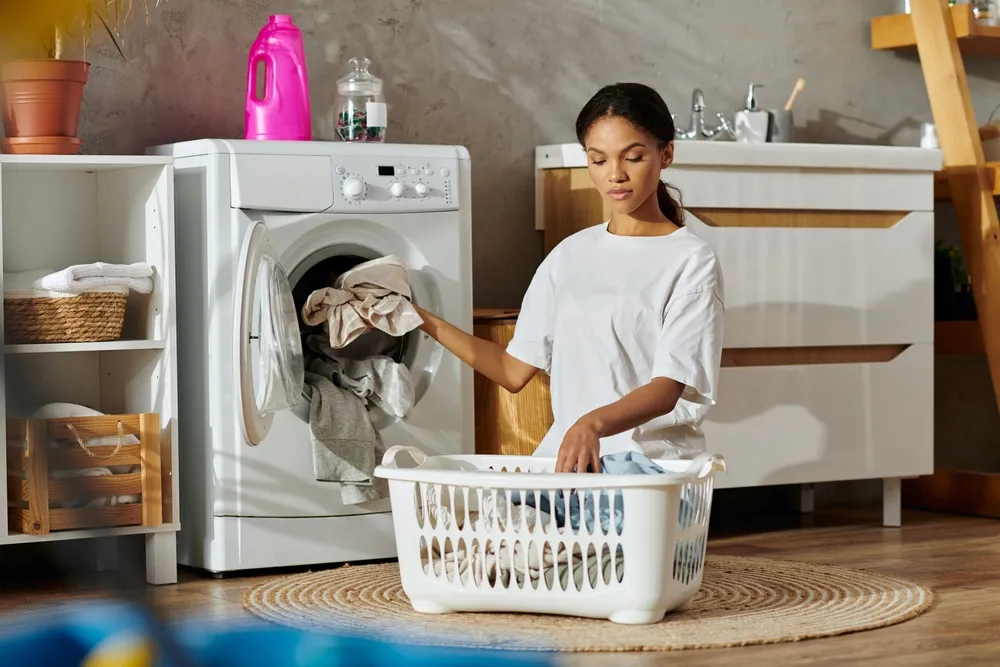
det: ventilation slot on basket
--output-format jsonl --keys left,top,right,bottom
{"left": 413, "top": 484, "right": 425, "bottom": 529}
{"left": 541, "top": 542, "right": 555, "bottom": 590}
{"left": 570, "top": 543, "right": 584, "bottom": 591}
{"left": 442, "top": 537, "right": 456, "bottom": 583}
{"left": 526, "top": 540, "right": 541, "bottom": 590}
{"left": 672, "top": 479, "right": 714, "bottom": 585}
{"left": 469, "top": 537, "right": 485, "bottom": 587}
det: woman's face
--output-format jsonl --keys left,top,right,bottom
{"left": 583, "top": 115, "right": 673, "bottom": 217}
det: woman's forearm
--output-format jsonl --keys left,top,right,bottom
{"left": 415, "top": 305, "right": 538, "bottom": 393}
{"left": 578, "top": 377, "right": 685, "bottom": 439}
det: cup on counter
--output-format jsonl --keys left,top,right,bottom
{"left": 766, "top": 109, "right": 794, "bottom": 143}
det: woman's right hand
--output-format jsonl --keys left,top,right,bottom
{"left": 556, "top": 420, "right": 602, "bottom": 474}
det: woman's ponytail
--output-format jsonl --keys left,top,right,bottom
{"left": 656, "top": 180, "right": 685, "bottom": 226}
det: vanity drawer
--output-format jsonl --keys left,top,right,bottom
{"left": 707, "top": 343, "right": 933, "bottom": 489}
{"left": 668, "top": 166, "right": 934, "bottom": 212}
{"left": 686, "top": 210, "right": 934, "bottom": 348}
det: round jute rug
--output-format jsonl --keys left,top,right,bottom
{"left": 242, "top": 555, "right": 932, "bottom": 652}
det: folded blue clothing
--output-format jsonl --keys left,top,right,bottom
{"left": 512, "top": 452, "right": 695, "bottom": 535}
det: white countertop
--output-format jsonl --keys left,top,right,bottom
{"left": 536, "top": 141, "right": 943, "bottom": 172}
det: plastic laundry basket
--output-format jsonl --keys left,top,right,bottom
{"left": 375, "top": 447, "right": 726, "bottom": 625}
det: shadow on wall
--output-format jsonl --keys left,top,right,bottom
{"left": 797, "top": 109, "right": 925, "bottom": 145}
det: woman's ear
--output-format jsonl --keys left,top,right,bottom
{"left": 661, "top": 141, "right": 674, "bottom": 169}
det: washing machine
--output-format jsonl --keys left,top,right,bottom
{"left": 148, "top": 139, "right": 473, "bottom": 573}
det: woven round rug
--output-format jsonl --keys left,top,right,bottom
{"left": 242, "top": 555, "right": 932, "bottom": 652}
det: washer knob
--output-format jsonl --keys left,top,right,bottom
{"left": 414, "top": 183, "right": 430, "bottom": 198}
{"left": 342, "top": 177, "right": 365, "bottom": 201}
{"left": 390, "top": 182, "right": 406, "bottom": 198}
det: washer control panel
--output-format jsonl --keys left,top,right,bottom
{"left": 331, "top": 156, "right": 459, "bottom": 212}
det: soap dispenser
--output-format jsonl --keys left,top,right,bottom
{"left": 734, "top": 84, "right": 769, "bottom": 144}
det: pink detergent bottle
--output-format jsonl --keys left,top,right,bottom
{"left": 244, "top": 15, "right": 312, "bottom": 141}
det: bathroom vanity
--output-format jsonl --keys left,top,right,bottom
{"left": 521, "top": 141, "right": 943, "bottom": 527}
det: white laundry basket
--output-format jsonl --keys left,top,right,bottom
{"left": 375, "top": 447, "right": 726, "bottom": 625}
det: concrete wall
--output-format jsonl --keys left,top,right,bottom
{"left": 69, "top": 0, "right": 1000, "bottom": 307}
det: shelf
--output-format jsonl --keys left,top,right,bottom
{"left": 934, "top": 162, "right": 1000, "bottom": 199}
{"left": 4, "top": 340, "right": 166, "bottom": 354}
{"left": 0, "top": 155, "right": 172, "bottom": 172}
{"left": 0, "top": 522, "right": 179, "bottom": 545}
{"left": 872, "top": 4, "right": 1000, "bottom": 56}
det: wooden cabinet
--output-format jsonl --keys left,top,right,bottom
{"left": 473, "top": 309, "right": 553, "bottom": 456}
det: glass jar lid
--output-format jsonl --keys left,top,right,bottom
{"left": 337, "top": 57, "right": 383, "bottom": 95}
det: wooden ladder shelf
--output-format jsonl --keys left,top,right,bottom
{"left": 871, "top": 0, "right": 1000, "bottom": 519}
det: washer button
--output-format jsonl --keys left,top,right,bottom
{"left": 335, "top": 165, "right": 346, "bottom": 175}
{"left": 440, "top": 168, "right": 451, "bottom": 177}
{"left": 395, "top": 167, "right": 405, "bottom": 176}
{"left": 409, "top": 168, "right": 419, "bottom": 176}
{"left": 423, "top": 167, "right": 433, "bottom": 176}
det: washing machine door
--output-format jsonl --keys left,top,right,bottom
{"left": 237, "top": 221, "right": 305, "bottom": 445}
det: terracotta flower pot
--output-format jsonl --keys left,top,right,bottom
{"left": 0, "top": 59, "right": 89, "bottom": 144}
{"left": 0, "top": 136, "right": 81, "bottom": 155}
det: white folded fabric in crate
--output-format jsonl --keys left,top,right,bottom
{"left": 26, "top": 403, "right": 141, "bottom": 508}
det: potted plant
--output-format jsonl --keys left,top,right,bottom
{"left": 0, "top": 1, "right": 156, "bottom": 155}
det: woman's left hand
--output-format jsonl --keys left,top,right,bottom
{"left": 556, "top": 420, "right": 602, "bottom": 473}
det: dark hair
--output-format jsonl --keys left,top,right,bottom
{"left": 575, "top": 82, "right": 685, "bottom": 225}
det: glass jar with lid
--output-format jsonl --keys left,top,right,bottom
{"left": 334, "top": 57, "right": 387, "bottom": 142}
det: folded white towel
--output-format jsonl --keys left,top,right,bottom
{"left": 32, "top": 262, "right": 153, "bottom": 295}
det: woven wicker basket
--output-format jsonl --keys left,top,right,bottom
{"left": 3, "top": 291, "right": 127, "bottom": 344}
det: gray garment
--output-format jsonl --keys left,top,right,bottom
{"left": 307, "top": 335, "right": 415, "bottom": 418}
{"left": 304, "top": 370, "right": 388, "bottom": 505}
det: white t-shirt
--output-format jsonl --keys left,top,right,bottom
{"left": 506, "top": 222, "right": 725, "bottom": 460}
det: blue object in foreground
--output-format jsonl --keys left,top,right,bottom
{"left": 0, "top": 600, "right": 558, "bottom": 667}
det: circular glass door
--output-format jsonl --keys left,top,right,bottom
{"left": 237, "top": 222, "right": 305, "bottom": 445}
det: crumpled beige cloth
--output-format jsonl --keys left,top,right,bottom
{"left": 301, "top": 256, "right": 424, "bottom": 349}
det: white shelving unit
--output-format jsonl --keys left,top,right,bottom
{"left": 0, "top": 155, "right": 179, "bottom": 584}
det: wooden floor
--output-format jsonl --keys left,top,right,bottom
{"left": 1, "top": 507, "right": 999, "bottom": 665}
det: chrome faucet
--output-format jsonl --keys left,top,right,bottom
{"left": 673, "top": 88, "right": 733, "bottom": 140}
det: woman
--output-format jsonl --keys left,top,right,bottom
{"left": 416, "top": 82, "right": 725, "bottom": 474}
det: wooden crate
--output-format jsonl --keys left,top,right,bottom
{"left": 473, "top": 309, "right": 554, "bottom": 456}
{"left": 6, "top": 413, "right": 162, "bottom": 535}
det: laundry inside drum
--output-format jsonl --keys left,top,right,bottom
{"left": 290, "top": 249, "right": 419, "bottom": 426}
{"left": 293, "top": 252, "right": 410, "bottom": 365}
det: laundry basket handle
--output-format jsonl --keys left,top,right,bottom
{"left": 682, "top": 453, "right": 727, "bottom": 479}
{"left": 381, "top": 445, "right": 428, "bottom": 469}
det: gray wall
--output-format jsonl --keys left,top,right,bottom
{"left": 70, "top": 0, "right": 1000, "bottom": 308}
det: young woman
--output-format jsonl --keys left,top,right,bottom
{"left": 416, "top": 82, "right": 725, "bottom": 474}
